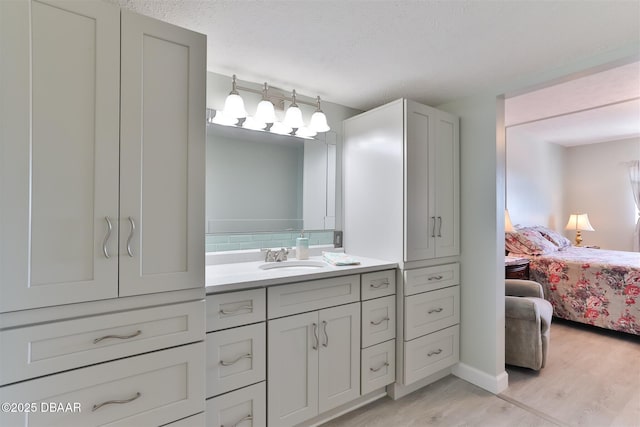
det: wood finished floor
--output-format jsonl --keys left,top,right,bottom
{"left": 322, "top": 320, "right": 640, "bottom": 427}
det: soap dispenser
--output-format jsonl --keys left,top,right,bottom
{"left": 296, "top": 231, "right": 309, "bottom": 260}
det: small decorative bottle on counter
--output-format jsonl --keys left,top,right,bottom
{"left": 296, "top": 231, "right": 309, "bottom": 260}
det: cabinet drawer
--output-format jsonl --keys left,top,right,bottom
{"left": 361, "top": 270, "right": 396, "bottom": 300}
{"left": 405, "top": 286, "right": 459, "bottom": 340}
{"left": 268, "top": 275, "right": 360, "bottom": 319}
{"left": 207, "top": 288, "right": 266, "bottom": 331}
{"left": 404, "top": 325, "right": 459, "bottom": 385}
{"left": 361, "top": 295, "right": 396, "bottom": 348}
{"left": 0, "top": 301, "right": 205, "bottom": 386}
{"left": 206, "top": 323, "right": 266, "bottom": 398}
{"left": 206, "top": 382, "right": 266, "bottom": 427}
{"left": 361, "top": 339, "right": 395, "bottom": 394}
{"left": 404, "top": 263, "right": 459, "bottom": 296}
{"left": 0, "top": 343, "right": 204, "bottom": 427}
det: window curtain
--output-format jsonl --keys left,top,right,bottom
{"left": 629, "top": 160, "right": 640, "bottom": 252}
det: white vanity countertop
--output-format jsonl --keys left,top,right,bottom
{"left": 205, "top": 255, "right": 398, "bottom": 294}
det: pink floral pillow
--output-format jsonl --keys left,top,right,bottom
{"left": 505, "top": 229, "right": 558, "bottom": 255}
{"left": 530, "top": 226, "right": 572, "bottom": 249}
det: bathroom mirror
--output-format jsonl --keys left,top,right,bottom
{"left": 206, "top": 123, "right": 336, "bottom": 233}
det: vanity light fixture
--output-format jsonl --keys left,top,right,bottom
{"left": 254, "top": 82, "right": 277, "bottom": 124}
{"left": 309, "top": 96, "right": 330, "bottom": 132}
{"left": 213, "top": 75, "right": 331, "bottom": 137}
{"left": 222, "top": 74, "right": 248, "bottom": 119}
{"left": 208, "top": 109, "right": 238, "bottom": 126}
{"left": 283, "top": 90, "right": 305, "bottom": 129}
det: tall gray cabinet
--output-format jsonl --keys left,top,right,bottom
{"left": 0, "top": 1, "right": 206, "bottom": 424}
{"left": 344, "top": 98, "right": 461, "bottom": 397}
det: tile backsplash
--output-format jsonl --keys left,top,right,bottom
{"left": 206, "top": 231, "right": 335, "bottom": 253}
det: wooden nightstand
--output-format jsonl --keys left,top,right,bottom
{"left": 505, "top": 256, "right": 530, "bottom": 280}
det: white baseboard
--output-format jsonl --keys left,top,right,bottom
{"left": 452, "top": 362, "right": 509, "bottom": 394}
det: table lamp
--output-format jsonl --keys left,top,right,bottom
{"left": 565, "top": 213, "right": 595, "bottom": 246}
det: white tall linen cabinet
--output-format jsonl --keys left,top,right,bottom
{"left": 344, "top": 98, "right": 461, "bottom": 396}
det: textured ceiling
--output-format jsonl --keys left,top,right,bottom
{"left": 102, "top": 0, "right": 640, "bottom": 110}
{"left": 105, "top": 0, "right": 639, "bottom": 111}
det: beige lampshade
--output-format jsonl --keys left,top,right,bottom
{"left": 565, "top": 213, "right": 595, "bottom": 231}
{"left": 504, "top": 209, "right": 514, "bottom": 232}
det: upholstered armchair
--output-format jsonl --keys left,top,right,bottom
{"left": 505, "top": 279, "right": 553, "bottom": 370}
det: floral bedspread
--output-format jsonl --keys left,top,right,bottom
{"left": 523, "top": 247, "right": 640, "bottom": 335}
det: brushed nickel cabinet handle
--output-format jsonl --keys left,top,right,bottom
{"left": 428, "top": 275, "right": 443, "bottom": 281}
{"left": 103, "top": 217, "right": 113, "bottom": 259}
{"left": 322, "top": 320, "right": 328, "bottom": 347}
{"left": 312, "top": 323, "right": 318, "bottom": 350}
{"left": 126, "top": 216, "right": 135, "bottom": 257}
{"left": 219, "top": 305, "right": 252, "bottom": 315}
{"left": 431, "top": 216, "right": 436, "bottom": 238}
{"left": 370, "top": 361, "right": 390, "bottom": 372}
{"left": 370, "top": 317, "right": 390, "bottom": 326}
{"left": 437, "top": 216, "right": 443, "bottom": 237}
{"left": 428, "top": 308, "right": 444, "bottom": 314}
{"left": 370, "top": 280, "right": 389, "bottom": 289}
{"left": 92, "top": 392, "right": 141, "bottom": 412}
{"left": 219, "top": 353, "right": 252, "bottom": 366}
{"left": 428, "top": 349, "right": 443, "bottom": 357}
{"left": 222, "top": 414, "right": 252, "bottom": 427}
{"left": 93, "top": 330, "right": 142, "bottom": 344}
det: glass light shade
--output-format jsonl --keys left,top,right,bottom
{"left": 309, "top": 111, "right": 330, "bottom": 132}
{"left": 210, "top": 110, "right": 238, "bottom": 126}
{"left": 269, "top": 121, "right": 293, "bottom": 135}
{"left": 565, "top": 213, "right": 595, "bottom": 231}
{"left": 242, "top": 116, "right": 266, "bottom": 131}
{"left": 223, "top": 93, "right": 247, "bottom": 119}
{"left": 283, "top": 105, "right": 304, "bottom": 129}
{"left": 504, "top": 209, "right": 514, "bottom": 232}
{"left": 255, "top": 99, "right": 276, "bottom": 124}
{"left": 295, "top": 126, "right": 317, "bottom": 138}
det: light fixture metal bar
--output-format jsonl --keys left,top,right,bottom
{"left": 235, "top": 84, "right": 321, "bottom": 108}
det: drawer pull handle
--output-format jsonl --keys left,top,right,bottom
{"left": 219, "top": 305, "right": 252, "bottom": 315}
{"left": 93, "top": 330, "right": 142, "bottom": 344}
{"left": 220, "top": 353, "right": 252, "bottom": 366}
{"left": 370, "top": 280, "right": 389, "bottom": 289}
{"left": 428, "top": 275, "right": 444, "bottom": 281}
{"left": 370, "top": 316, "right": 390, "bottom": 326}
{"left": 428, "top": 349, "right": 443, "bottom": 357}
{"left": 370, "top": 361, "right": 389, "bottom": 372}
{"left": 102, "top": 217, "right": 113, "bottom": 259}
{"left": 322, "top": 320, "right": 328, "bottom": 347}
{"left": 437, "top": 216, "right": 443, "bottom": 237}
{"left": 222, "top": 414, "right": 252, "bottom": 427}
{"left": 428, "top": 307, "right": 444, "bottom": 314}
{"left": 312, "top": 322, "right": 319, "bottom": 350}
{"left": 126, "top": 216, "right": 136, "bottom": 257}
{"left": 92, "top": 392, "right": 141, "bottom": 412}
{"left": 431, "top": 216, "right": 436, "bottom": 238}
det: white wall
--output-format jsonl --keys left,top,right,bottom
{"left": 506, "top": 129, "right": 566, "bottom": 230}
{"left": 564, "top": 137, "right": 639, "bottom": 250}
{"left": 438, "top": 45, "right": 639, "bottom": 394}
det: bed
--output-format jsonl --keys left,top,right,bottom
{"left": 506, "top": 227, "right": 640, "bottom": 335}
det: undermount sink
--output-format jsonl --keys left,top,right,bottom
{"left": 259, "top": 260, "right": 328, "bottom": 270}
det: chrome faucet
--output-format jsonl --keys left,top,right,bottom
{"left": 262, "top": 248, "right": 289, "bottom": 262}
{"left": 274, "top": 248, "right": 289, "bottom": 262}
